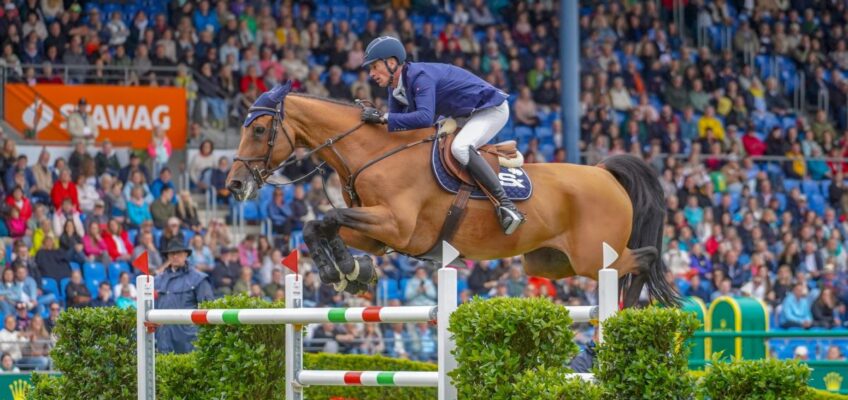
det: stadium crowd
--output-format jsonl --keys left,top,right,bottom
{"left": 1, "top": 0, "right": 848, "bottom": 367}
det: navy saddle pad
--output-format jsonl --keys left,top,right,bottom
{"left": 430, "top": 140, "right": 533, "bottom": 201}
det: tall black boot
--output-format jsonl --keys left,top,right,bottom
{"left": 465, "top": 146, "right": 526, "bottom": 235}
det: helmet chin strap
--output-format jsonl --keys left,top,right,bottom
{"left": 383, "top": 59, "right": 398, "bottom": 87}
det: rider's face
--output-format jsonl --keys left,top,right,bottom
{"left": 367, "top": 59, "right": 396, "bottom": 88}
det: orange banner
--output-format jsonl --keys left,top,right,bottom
{"left": 4, "top": 84, "right": 187, "bottom": 149}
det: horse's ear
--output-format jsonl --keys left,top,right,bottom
{"left": 269, "top": 81, "right": 293, "bottom": 103}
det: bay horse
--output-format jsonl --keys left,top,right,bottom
{"left": 226, "top": 84, "right": 680, "bottom": 308}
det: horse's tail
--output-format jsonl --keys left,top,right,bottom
{"left": 600, "top": 154, "right": 682, "bottom": 307}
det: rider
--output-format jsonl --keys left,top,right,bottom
{"left": 359, "top": 36, "right": 525, "bottom": 235}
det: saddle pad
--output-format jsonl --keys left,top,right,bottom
{"left": 431, "top": 140, "right": 533, "bottom": 201}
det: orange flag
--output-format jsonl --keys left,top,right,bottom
{"left": 282, "top": 250, "right": 298, "bottom": 274}
{"left": 133, "top": 251, "right": 150, "bottom": 275}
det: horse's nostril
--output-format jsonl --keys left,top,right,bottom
{"left": 229, "top": 180, "right": 243, "bottom": 191}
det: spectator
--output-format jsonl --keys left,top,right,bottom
{"left": 83, "top": 222, "right": 109, "bottom": 263}
{"left": 781, "top": 283, "right": 814, "bottom": 329}
{"left": 0, "top": 316, "right": 22, "bottom": 362}
{"left": 91, "top": 282, "right": 115, "bottom": 307}
{"left": 52, "top": 198, "right": 83, "bottom": 238}
{"left": 76, "top": 173, "right": 99, "bottom": 215}
{"left": 123, "top": 170, "right": 154, "bottom": 204}
{"left": 132, "top": 231, "right": 163, "bottom": 273}
{"left": 189, "top": 235, "right": 214, "bottom": 273}
{"left": 67, "top": 99, "right": 98, "bottom": 143}
{"left": 114, "top": 272, "right": 137, "bottom": 301}
{"left": 812, "top": 286, "right": 842, "bottom": 328}
{"left": 118, "top": 153, "right": 151, "bottom": 185}
{"left": 176, "top": 190, "right": 201, "bottom": 232}
{"left": 404, "top": 267, "right": 437, "bottom": 306}
{"left": 127, "top": 186, "right": 152, "bottom": 229}
{"left": 210, "top": 157, "right": 231, "bottom": 202}
{"left": 65, "top": 270, "right": 91, "bottom": 308}
{"left": 384, "top": 322, "right": 411, "bottom": 359}
{"left": 5, "top": 186, "right": 32, "bottom": 221}
{"left": 189, "top": 140, "right": 217, "bottom": 192}
{"left": 147, "top": 127, "right": 172, "bottom": 177}
{"left": 150, "top": 168, "right": 176, "bottom": 201}
{"left": 154, "top": 240, "right": 213, "bottom": 353}
{"left": 50, "top": 169, "right": 78, "bottom": 211}
{"left": 150, "top": 187, "right": 177, "bottom": 229}
{"left": 211, "top": 247, "right": 240, "bottom": 296}
{"left": 103, "top": 219, "right": 133, "bottom": 262}
{"left": 513, "top": 86, "right": 539, "bottom": 127}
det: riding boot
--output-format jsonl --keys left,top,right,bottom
{"left": 465, "top": 146, "right": 526, "bottom": 235}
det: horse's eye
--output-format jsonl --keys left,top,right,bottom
{"left": 253, "top": 126, "right": 266, "bottom": 136}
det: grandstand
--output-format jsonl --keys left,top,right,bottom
{"left": 0, "top": 0, "right": 844, "bottom": 376}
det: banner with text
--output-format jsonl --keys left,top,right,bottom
{"left": 4, "top": 84, "right": 187, "bottom": 149}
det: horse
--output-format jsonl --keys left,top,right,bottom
{"left": 226, "top": 83, "right": 681, "bottom": 308}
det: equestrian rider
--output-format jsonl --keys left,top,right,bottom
{"left": 359, "top": 36, "right": 526, "bottom": 235}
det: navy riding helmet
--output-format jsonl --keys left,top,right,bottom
{"left": 362, "top": 36, "right": 407, "bottom": 68}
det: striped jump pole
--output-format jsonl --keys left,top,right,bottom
{"left": 286, "top": 265, "right": 459, "bottom": 400}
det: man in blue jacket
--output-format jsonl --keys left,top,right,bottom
{"left": 359, "top": 36, "right": 525, "bottom": 235}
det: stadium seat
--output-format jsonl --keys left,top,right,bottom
{"left": 59, "top": 278, "right": 70, "bottom": 301}
{"left": 83, "top": 262, "right": 107, "bottom": 283}
{"left": 810, "top": 194, "right": 826, "bottom": 215}
{"left": 801, "top": 180, "right": 821, "bottom": 197}
{"left": 70, "top": 262, "right": 81, "bottom": 272}
{"left": 783, "top": 179, "right": 800, "bottom": 194}
{"left": 108, "top": 262, "right": 131, "bottom": 286}
{"left": 41, "top": 278, "right": 59, "bottom": 300}
{"left": 514, "top": 126, "right": 534, "bottom": 142}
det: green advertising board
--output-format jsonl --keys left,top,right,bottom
{"left": 707, "top": 296, "right": 769, "bottom": 360}
{"left": 0, "top": 373, "right": 58, "bottom": 400}
{"left": 681, "top": 296, "right": 708, "bottom": 369}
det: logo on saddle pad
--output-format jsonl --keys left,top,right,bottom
{"left": 499, "top": 169, "right": 526, "bottom": 189}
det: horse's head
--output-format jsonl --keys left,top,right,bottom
{"left": 227, "top": 82, "right": 295, "bottom": 201}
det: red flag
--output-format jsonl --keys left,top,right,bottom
{"left": 133, "top": 251, "right": 150, "bottom": 275}
{"left": 282, "top": 250, "right": 298, "bottom": 274}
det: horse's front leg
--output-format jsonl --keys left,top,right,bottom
{"left": 304, "top": 206, "right": 398, "bottom": 294}
{"left": 320, "top": 206, "right": 404, "bottom": 293}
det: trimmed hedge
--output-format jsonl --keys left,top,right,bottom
{"left": 448, "top": 296, "right": 579, "bottom": 399}
{"left": 700, "top": 357, "right": 811, "bottom": 400}
{"left": 596, "top": 307, "right": 699, "bottom": 400}
{"left": 512, "top": 366, "right": 602, "bottom": 400}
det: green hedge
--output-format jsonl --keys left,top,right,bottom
{"left": 511, "top": 366, "right": 602, "bottom": 400}
{"left": 448, "top": 296, "right": 579, "bottom": 400}
{"left": 596, "top": 307, "right": 699, "bottom": 400}
{"left": 699, "top": 357, "right": 811, "bottom": 400}
{"left": 28, "top": 297, "right": 437, "bottom": 400}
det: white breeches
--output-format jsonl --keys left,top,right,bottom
{"left": 450, "top": 102, "right": 510, "bottom": 166}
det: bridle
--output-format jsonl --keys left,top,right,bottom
{"left": 232, "top": 98, "right": 438, "bottom": 207}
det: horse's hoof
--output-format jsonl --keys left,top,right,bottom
{"left": 344, "top": 280, "right": 369, "bottom": 295}
{"left": 318, "top": 264, "right": 341, "bottom": 284}
{"left": 352, "top": 256, "right": 377, "bottom": 285}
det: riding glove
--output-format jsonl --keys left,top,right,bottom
{"left": 361, "top": 107, "right": 387, "bottom": 124}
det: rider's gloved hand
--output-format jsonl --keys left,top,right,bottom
{"left": 360, "top": 107, "right": 387, "bottom": 124}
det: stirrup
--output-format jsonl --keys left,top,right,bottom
{"left": 497, "top": 206, "right": 525, "bottom": 235}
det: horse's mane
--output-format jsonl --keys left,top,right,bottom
{"left": 289, "top": 92, "right": 360, "bottom": 109}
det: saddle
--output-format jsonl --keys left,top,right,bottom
{"left": 436, "top": 118, "right": 523, "bottom": 186}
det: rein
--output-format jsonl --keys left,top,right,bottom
{"left": 233, "top": 98, "right": 438, "bottom": 207}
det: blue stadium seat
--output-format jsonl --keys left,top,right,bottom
{"left": 783, "top": 179, "right": 800, "bottom": 194}
{"left": 810, "top": 194, "right": 826, "bottom": 215}
{"left": 540, "top": 144, "right": 555, "bottom": 160}
{"left": 153, "top": 228, "right": 163, "bottom": 247}
{"left": 128, "top": 229, "right": 139, "bottom": 246}
{"left": 59, "top": 278, "right": 70, "bottom": 301}
{"left": 316, "top": 5, "right": 330, "bottom": 22}
{"left": 242, "top": 201, "right": 261, "bottom": 221}
{"left": 801, "top": 180, "right": 821, "bottom": 197}
{"left": 70, "top": 262, "right": 81, "bottom": 272}
{"left": 430, "top": 15, "right": 446, "bottom": 34}
{"left": 331, "top": 5, "right": 349, "bottom": 21}
{"left": 41, "top": 278, "right": 59, "bottom": 300}
{"left": 821, "top": 180, "right": 832, "bottom": 195}
{"left": 183, "top": 229, "right": 195, "bottom": 246}
{"left": 514, "top": 126, "right": 534, "bottom": 142}
{"left": 535, "top": 126, "right": 553, "bottom": 139}
{"left": 83, "top": 262, "right": 107, "bottom": 283}
{"left": 775, "top": 193, "right": 787, "bottom": 211}
{"left": 108, "top": 262, "right": 131, "bottom": 286}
